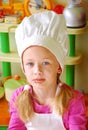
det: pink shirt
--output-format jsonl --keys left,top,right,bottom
{"left": 8, "top": 83, "right": 87, "bottom": 130}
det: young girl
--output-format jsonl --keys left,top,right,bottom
{"left": 8, "top": 11, "right": 87, "bottom": 130}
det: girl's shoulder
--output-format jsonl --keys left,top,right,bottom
{"left": 9, "top": 86, "right": 25, "bottom": 113}
{"left": 62, "top": 83, "right": 84, "bottom": 106}
{"left": 63, "top": 83, "right": 83, "bottom": 96}
{"left": 10, "top": 84, "right": 33, "bottom": 103}
{"left": 10, "top": 85, "right": 25, "bottom": 102}
{"left": 61, "top": 83, "right": 84, "bottom": 106}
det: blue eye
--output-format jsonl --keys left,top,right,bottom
{"left": 42, "top": 61, "right": 49, "bottom": 65}
{"left": 27, "top": 62, "right": 34, "bottom": 67}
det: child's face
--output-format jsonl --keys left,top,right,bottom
{"left": 22, "top": 46, "right": 61, "bottom": 91}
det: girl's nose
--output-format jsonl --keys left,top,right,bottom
{"left": 34, "top": 64, "right": 42, "bottom": 75}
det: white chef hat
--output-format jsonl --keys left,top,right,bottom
{"left": 15, "top": 11, "right": 69, "bottom": 71}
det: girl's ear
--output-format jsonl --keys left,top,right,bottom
{"left": 58, "top": 66, "right": 62, "bottom": 74}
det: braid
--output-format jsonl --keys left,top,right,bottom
{"left": 53, "top": 84, "right": 74, "bottom": 115}
{"left": 15, "top": 90, "right": 34, "bottom": 123}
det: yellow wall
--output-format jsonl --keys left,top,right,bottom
{"left": 75, "top": 31, "right": 88, "bottom": 93}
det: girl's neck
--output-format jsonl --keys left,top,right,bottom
{"left": 32, "top": 86, "right": 57, "bottom": 105}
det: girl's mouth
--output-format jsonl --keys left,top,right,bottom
{"left": 33, "top": 78, "right": 45, "bottom": 83}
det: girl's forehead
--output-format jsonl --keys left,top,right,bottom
{"left": 22, "top": 46, "right": 59, "bottom": 63}
{"left": 23, "top": 46, "right": 54, "bottom": 56}
{"left": 24, "top": 45, "right": 51, "bottom": 52}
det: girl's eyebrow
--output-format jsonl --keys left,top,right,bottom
{"left": 42, "top": 58, "right": 50, "bottom": 60}
{"left": 27, "top": 57, "right": 50, "bottom": 60}
{"left": 25, "top": 58, "right": 34, "bottom": 61}
{"left": 25, "top": 56, "right": 53, "bottom": 61}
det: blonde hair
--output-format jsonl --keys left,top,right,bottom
{"left": 15, "top": 84, "right": 74, "bottom": 123}
{"left": 53, "top": 85, "right": 74, "bottom": 115}
{"left": 15, "top": 90, "right": 34, "bottom": 123}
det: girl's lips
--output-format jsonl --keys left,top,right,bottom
{"left": 33, "top": 78, "right": 45, "bottom": 83}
